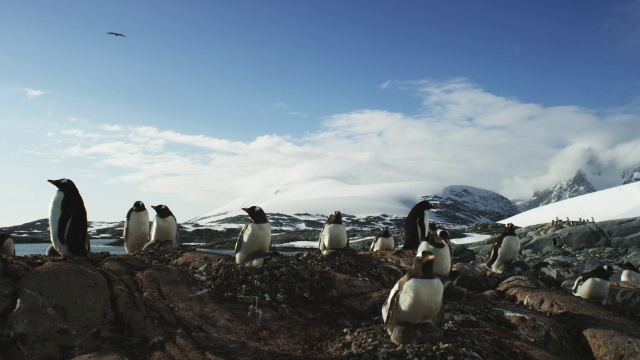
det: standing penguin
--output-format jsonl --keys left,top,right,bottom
{"left": 615, "top": 261, "right": 640, "bottom": 283}
{"left": 382, "top": 251, "right": 444, "bottom": 344}
{"left": 235, "top": 206, "right": 271, "bottom": 266}
{"left": 123, "top": 201, "right": 150, "bottom": 253}
{"left": 417, "top": 224, "right": 452, "bottom": 277}
{"left": 318, "top": 210, "right": 355, "bottom": 256}
{"left": 402, "top": 200, "right": 436, "bottom": 250}
{"left": 145, "top": 205, "right": 179, "bottom": 249}
{"left": 0, "top": 233, "right": 15, "bottom": 256}
{"left": 486, "top": 223, "right": 520, "bottom": 273}
{"left": 572, "top": 264, "right": 618, "bottom": 304}
{"left": 370, "top": 226, "right": 394, "bottom": 251}
{"left": 48, "top": 178, "right": 89, "bottom": 259}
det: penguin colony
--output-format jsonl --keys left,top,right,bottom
{"left": 0, "top": 183, "right": 631, "bottom": 347}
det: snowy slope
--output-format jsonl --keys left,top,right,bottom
{"left": 500, "top": 181, "right": 640, "bottom": 227}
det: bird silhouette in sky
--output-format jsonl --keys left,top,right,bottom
{"left": 107, "top": 32, "right": 126, "bottom": 37}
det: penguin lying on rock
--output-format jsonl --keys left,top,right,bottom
{"left": 615, "top": 261, "right": 640, "bottom": 283}
{"left": 318, "top": 211, "right": 357, "bottom": 257}
{"left": 486, "top": 223, "right": 520, "bottom": 273}
{"left": 370, "top": 226, "right": 394, "bottom": 251}
{"left": 382, "top": 251, "right": 444, "bottom": 345}
{"left": 572, "top": 264, "right": 618, "bottom": 304}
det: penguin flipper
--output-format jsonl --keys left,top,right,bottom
{"left": 383, "top": 288, "right": 401, "bottom": 331}
{"left": 318, "top": 225, "right": 326, "bottom": 252}
{"left": 486, "top": 242, "right": 500, "bottom": 268}
{"left": 235, "top": 221, "right": 250, "bottom": 255}
{"left": 57, "top": 208, "right": 73, "bottom": 245}
{"left": 572, "top": 275, "right": 585, "bottom": 294}
{"left": 66, "top": 213, "right": 89, "bottom": 256}
{"left": 370, "top": 239, "right": 377, "bottom": 251}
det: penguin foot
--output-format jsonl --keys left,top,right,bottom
{"left": 50, "top": 256, "right": 67, "bottom": 262}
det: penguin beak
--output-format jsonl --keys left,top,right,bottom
{"left": 242, "top": 208, "right": 249, "bottom": 213}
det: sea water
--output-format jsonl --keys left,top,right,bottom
{"left": 15, "top": 239, "right": 126, "bottom": 256}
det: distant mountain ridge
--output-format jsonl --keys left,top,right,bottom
{"left": 187, "top": 183, "right": 520, "bottom": 230}
{"left": 518, "top": 170, "right": 596, "bottom": 211}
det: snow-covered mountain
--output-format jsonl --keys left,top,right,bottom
{"left": 622, "top": 164, "right": 640, "bottom": 185}
{"left": 518, "top": 170, "right": 596, "bottom": 211}
{"left": 186, "top": 181, "right": 519, "bottom": 230}
{"left": 501, "top": 181, "right": 640, "bottom": 227}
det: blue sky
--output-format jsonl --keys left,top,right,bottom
{"left": 1, "top": 1, "right": 640, "bottom": 227}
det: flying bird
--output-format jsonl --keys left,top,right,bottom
{"left": 107, "top": 32, "right": 126, "bottom": 37}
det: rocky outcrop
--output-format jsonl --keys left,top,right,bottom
{"left": 1, "top": 244, "right": 639, "bottom": 359}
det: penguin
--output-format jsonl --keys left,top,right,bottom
{"left": 486, "top": 223, "right": 520, "bottom": 273}
{"left": 370, "top": 226, "right": 394, "bottom": 251}
{"left": 48, "top": 178, "right": 89, "bottom": 260}
{"left": 382, "top": 251, "right": 444, "bottom": 344}
{"left": 0, "top": 233, "right": 15, "bottom": 256}
{"left": 148, "top": 204, "right": 180, "bottom": 245}
{"left": 417, "top": 223, "right": 452, "bottom": 277}
{"left": 616, "top": 261, "right": 640, "bottom": 283}
{"left": 235, "top": 206, "right": 271, "bottom": 266}
{"left": 318, "top": 210, "right": 356, "bottom": 257}
{"left": 46, "top": 244, "right": 60, "bottom": 257}
{"left": 123, "top": 201, "right": 150, "bottom": 253}
{"left": 402, "top": 200, "right": 436, "bottom": 250}
{"left": 572, "top": 264, "right": 618, "bottom": 304}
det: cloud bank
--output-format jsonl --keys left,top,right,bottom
{"left": 41, "top": 79, "right": 640, "bottom": 212}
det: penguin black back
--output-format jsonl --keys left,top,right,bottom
{"left": 48, "top": 178, "right": 88, "bottom": 257}
{"left": 403, "top": 200, "right": 435, "bottom": 250}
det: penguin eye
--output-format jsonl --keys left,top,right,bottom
{"left": 255, "top": 206, "right": 262, "bottom": 212}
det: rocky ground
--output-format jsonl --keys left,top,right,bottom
{"left": 1, "top": 218, "right": 639, "bottom": 359}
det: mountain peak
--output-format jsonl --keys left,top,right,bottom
{"left": 519, "top": 170, "right": 596, "bottom": 211}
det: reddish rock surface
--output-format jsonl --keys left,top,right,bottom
{"left": 1, "top": 248, "right": 639, "bottom": 359}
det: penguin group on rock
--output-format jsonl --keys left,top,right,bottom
{"left": 235, "top": 206, "right": 272, "bottom": 266}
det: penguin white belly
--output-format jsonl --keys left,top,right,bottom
{"left": 492, "top": 236, "right": 520, "bottom": 272}
{"left": 124, "top": 211, "right": 150, "bottom": 253}
{"left": 621, "top": 270, "right": 640, "bottom": 283}
{"left": 395, "top": 278, "right": 443, "bottom": 324}
{"left": 236, "top": 223, "right": 271, "bottom": 266}
{"left": 150, "top": 217, "right": 178, "bottom": 243}
{"left": 416, "top": 212, "right": 430, "bottom": 241}
{"left": 375, "top": 236, "right": 394, "bottom": 251}
{"left": 427, "top": 245, "right": 452, "bottom": 277}
{"left": 321, "top": 224, "right": 348, "bottom": 250}
{"left": 49, "top": 190, "right": 69, "bottom": 255}
{"left": 574, "top": 277, "right": 610, "bottom": 303}
{"left": 1, "top": 238, "right": 15, "bottom": 256}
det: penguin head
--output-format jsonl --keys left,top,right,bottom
{"left": 417, "top": 200, "right": 436, "bottom": 211}
{"left": 151, "top": 205, "right": 174, "bottom": 218}
{"left": 593, "top": 265, "right": 619, "bottom": 279}
{"left": 0, "top": 232, "right": 11, "bottom": 246}
{"left": 132, "top": 201, "right": 146, "bottom": 212}
{"left": 504, "top": 223, "right": 516, "bottom": 235}
{"left": 327, "top": 210, "right": 343, "bottom": 224}
{"left": 242, "top": 206, "right": 268, "bottom": 224}
{"left": 418, "top": 251, "right": 436, "bottom": 275}
{"left": 48, "top": 178, "right": 79, "bottom": 193}
{"left": 437, "top": 229, "right": 450, "bottom": 244}
{"left": 379, "top": 226, "right": 391, "bottom": 237}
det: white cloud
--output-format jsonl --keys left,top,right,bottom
{"left": 22, "top": 88, "right": 48, "bottom": 100}
{"left": 36, "top": 79, "right": 640, "bottom": 214}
